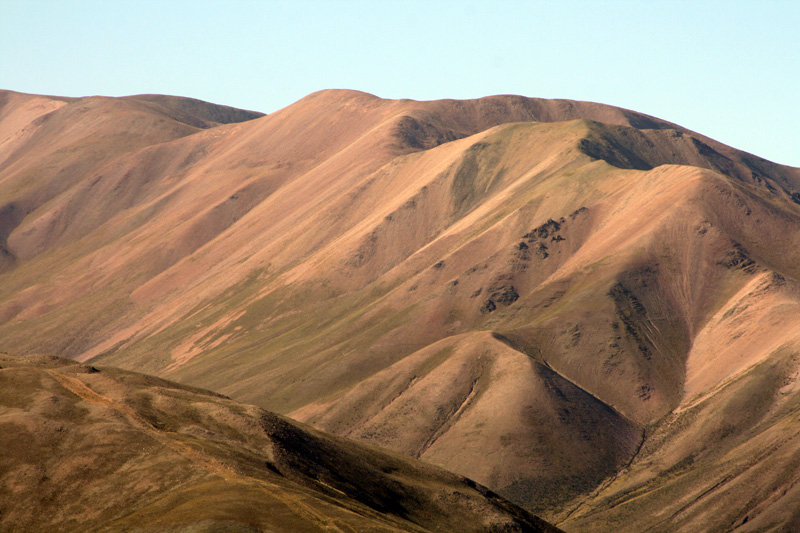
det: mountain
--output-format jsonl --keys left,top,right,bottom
{"left": 1, "top": 88, "right": 800, "bottom": 530}
{"left": 0, "top": 353, "right": 556, "bottom": 532}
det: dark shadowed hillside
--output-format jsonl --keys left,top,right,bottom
{"left": 0, "top": 353, "right": 557, "bottom": 532}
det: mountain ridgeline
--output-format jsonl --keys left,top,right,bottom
{"left": 2, "top": 88, "right": 800, "bottom": 531}
{"left": 0, "top": 353, "right": 555, "bottom": 532}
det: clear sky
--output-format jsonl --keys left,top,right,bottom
{"left": 2, "top": 0, "right": 798, "bottom": 166}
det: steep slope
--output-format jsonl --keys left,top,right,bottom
{"left": 0, "top": 353, "right": 557, "bottom": 532}
{"left": 558, "top": 302, "right": 800, "bottom": 531}
{"left": 2, "top": 89, "right": 800, "bottom": 527}
{"left": 292, "top": 331, "right": 643, "bottom": 514}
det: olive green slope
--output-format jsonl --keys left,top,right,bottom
{"left": 0, "top": 353, "right": 557, "bottom": 532}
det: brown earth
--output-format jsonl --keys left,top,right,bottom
{"left": 0, "top": 353, "right": 556, "bottom": 532}
{"left": 2, "top": 88, "right": 800, "bottom": 530}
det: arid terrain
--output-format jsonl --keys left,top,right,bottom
{"left": 0, "top": 353, "right": 555, "bottom": 532}
{"left": 2, "top": 88, "right": 800, "bottom": 531}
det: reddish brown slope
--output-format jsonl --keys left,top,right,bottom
{"left": 3, "top": 89, "right": 697, "bottom": 358}
{"left": 0, "top": 90, "right": 262, "bottom": 260}
{"left": 2, "top": 90, "right": 800, "bottom": 528}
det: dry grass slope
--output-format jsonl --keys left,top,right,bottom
{"left": 0, "top": 353, "right": 557, "bottom": 532}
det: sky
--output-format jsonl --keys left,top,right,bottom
{"left": 2, "top": 0, "right": 798, "bottom": 166}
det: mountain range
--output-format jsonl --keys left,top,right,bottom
{"left": 2, "top": 87, "right": 800, "bottom": 531}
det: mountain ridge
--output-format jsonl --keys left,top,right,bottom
{"left": 0, "top": 352, "right": 557, "bottom": 532}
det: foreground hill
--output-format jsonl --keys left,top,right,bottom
{"left": 0, "top": 353, "right": 556, "bottom": 532}
{"left": 2, "top": 89, "right": 800, "bottom": 529}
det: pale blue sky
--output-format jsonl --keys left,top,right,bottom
{"left": 2, "top": 0, "right": 798, "bottom": 166}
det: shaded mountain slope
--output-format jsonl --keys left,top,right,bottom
{"left": 121, "top": 93, "right": 265, "bottom": 128}
{"left": 292, "top": 331, "right": 643, "bottom": 514}
{"left": 2, "top": 89, "right": 800, "bottom": 528}
{"left": 0, "top": 353, "right": 557, "bottom": 532}
{"left": 558, "top": 317, "right": 800, "bottom": 531}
